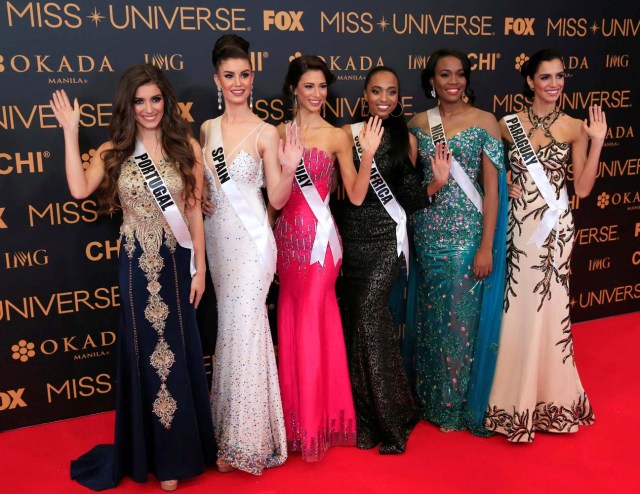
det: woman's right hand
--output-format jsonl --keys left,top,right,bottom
{"left": 50, "top": 89, "right": 80, "bottom": 131}
{"left": 508, "top": 183, "right": 523, "bottom": 199}
{"left": 201, "top": 182, "right": 215, "bottom": 217}
{"left": 429, "top": 141, "right": 451, "bottom": 191}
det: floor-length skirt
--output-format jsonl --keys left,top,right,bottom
{"left": 71, "top": 240, "right": 216, "bottom": 490}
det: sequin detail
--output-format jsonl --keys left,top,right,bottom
{"left": 410, "top": 127, "right": 503, "bottom": 431}
{"left": 340, "top": 131, "right": 419, "bottom": 452}
{"left": 203, "top": 122, "right": 287, "bottom": 475}
{"left": 275, "top": 147, "right": 357, "bottom": 461}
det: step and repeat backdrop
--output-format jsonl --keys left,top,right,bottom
{"left": 1, "top": 0, "right": 639, "bottom": 430}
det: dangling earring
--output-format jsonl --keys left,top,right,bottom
{"left": 249, "top": 84, "right": 253, "bottom": 109}
{"left": 430, "top": 87, "right": 436, "bottom": 98}
{"left": 217, "top": 86, "right": 222, "bottom": 110}
{"left": 390, "top": 101, "right": 405, "bottom": 118}
{"left": 293, "top": 95, "right": 299, "bottom": 109}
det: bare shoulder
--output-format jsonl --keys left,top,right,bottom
{"left": 473, "top": 108, "right": 501, "bottom": 139}
{"left": 259, "top": 121, "right": 279, "bottom": 139}
{"left": 408, "top": 111, "right": 428, "bottom": 129}
{"left": 189, "top": 137, "right": 202, "bottom": 153}
{"left": 331, "top": 125, "right": 352, "bottom": 148}
{"left": 557, "top": 112, "right": 584, "bottom": 141}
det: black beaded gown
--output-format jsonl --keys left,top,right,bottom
{"left": 339, "top": 128, "right": 426, "bottom": 453}
{"left": 70, "top": 156, "right": 216, "bottom": 490}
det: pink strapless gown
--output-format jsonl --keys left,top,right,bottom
{"left": 274, "top": 148, "right": 356, "bottom": 461}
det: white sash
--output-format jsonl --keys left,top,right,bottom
{"left": 504, "top": 114, "right": 569, "bottom": 257}
{"left": 295, "top": 153, "right": 342, "bottom": 266}
{"left": 133, "top": 140, "right": 196, "bottom": 276}
{"left": 204, "top": 117, "right": 276, "bottom": 271}
{"left": 350, "top": 122, "right": 409, "bottom": 273}
{"left": 427, "top": 106, "right": 483, "bottom": 214}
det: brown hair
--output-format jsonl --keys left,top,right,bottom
{"left": 98, "top": 64, "right": 196, "bottom": 213}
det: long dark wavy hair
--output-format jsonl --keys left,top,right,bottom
{"left": 363, "top": 66, "right": 410, "bottom": 166}
{"left": 282, "top": 55, "right": 336, "bottom": 119}
{"left": 420, "top": 48, "right": 476, "bottom": 104}
{"left": 99, "top": 64, "right": 196, "bottom": 213}
{"left": 520, "top": 49, "right": 564, "bottom": 98}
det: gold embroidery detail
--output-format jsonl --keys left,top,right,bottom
{"left": 153, "top": 384, "right": 178, "bottom": 429}
{"left": 118, "top": 156, "right": 188, "bottom": 429}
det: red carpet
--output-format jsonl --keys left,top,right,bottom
{"left": 2, "top": 312, "right": 638, "bottom": 494}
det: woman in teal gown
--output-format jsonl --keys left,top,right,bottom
{"left": 408, "top": 49, "right": 508, "bottom": 435}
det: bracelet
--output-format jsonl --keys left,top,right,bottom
{"left": 426, "top": 184, "right": 437, "bottom": 204}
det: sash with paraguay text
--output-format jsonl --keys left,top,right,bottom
{"left": 503, "top": 113, "right": 569, "bottom": 262}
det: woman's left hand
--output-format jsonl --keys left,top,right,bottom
{"left": 190, "top": 272, "right": 206, "bottom": 308}
{"left": 359, "top": 115, "right": 384, "bottom": 155}
{"left": 473, "top": 246, "right": 493, "bottom": 280}
{"left": 583, "top": 105, "right": 607, "bottom": 142}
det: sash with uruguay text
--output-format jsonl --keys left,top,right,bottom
{"left": 427, "top": 106, "right": 483, "bottom": 213}
{"left": 205, "top": 117, "right": 276, "bottom": 272}
{"left": 503, "top": 114, "right": 569, "bottom": 258}
{"left": 133, "top": 140, "right": 196, "bottom": 276}
{"left": 350, "top": 122, "right": 409, "bottom": 273}
{"left": 295, "top": 152, "right": 342, "bottom": 266}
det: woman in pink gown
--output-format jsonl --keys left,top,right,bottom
{"left": 274, "top": 55, "right": 383, "bottom": 461}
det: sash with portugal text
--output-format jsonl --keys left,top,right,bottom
{"left": 133, "top": 140, "right": 196, "bottom": 276}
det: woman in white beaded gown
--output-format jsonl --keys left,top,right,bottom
{"left": 200, "top": 35, "right": 303, "bottom": 474}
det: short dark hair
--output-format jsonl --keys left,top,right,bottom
{"left": 420, "top": 48, "right": 475, "bottom": 104}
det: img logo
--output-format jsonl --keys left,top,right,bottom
{"left": 144, "top": 54, "right": 184, "bottom": 71}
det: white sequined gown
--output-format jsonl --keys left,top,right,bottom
{"left": 202, "top": 119, "right": 287, "bottom": 474}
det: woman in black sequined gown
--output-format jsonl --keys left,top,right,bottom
{"left": 339, "top": 67, "right": 432, "bottom": 453}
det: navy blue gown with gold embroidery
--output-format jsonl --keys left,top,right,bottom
{"left": 70, "top": 156, "right": 216, "bottom": 490}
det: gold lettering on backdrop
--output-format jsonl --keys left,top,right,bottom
{"left": 504, "top": 17, "right": 535, "bottom": 35}
{"left": 0, "top": 287, "right": 120, "bottom": 321}
{"left": 600, "top": 18, "right": 640, "bottom": 37}
{"left": 578, "top": 284, "right": 640, "bottom": 308}
{"left": 575, "top": 225, "right": 619, "bottom": 245}
{"left": 605, "top": 54, "right": 630, "bottom": 68}
{"left": 588, "top": 257, "right": 612, "bottom": 271}
{"left": 107, "top": 5, "right": 247, "bottom": 31}
{"left": 253, "top": 98, "right": 286, "bottom": 122}
{"left": 46, "top": 374, "right": 112, "bottom": 402}
{"left": 4, "top": 249, "right": 49, "bottom": 269}
{"left": 28, "top": 200, "right": 99, "bottom": 227}
{"left": 546, "top": 18, "right": 588, "bottom": 36}
{"left": 0, "top": 152, "right": 46, "bottom": 174}
{"left": 85, "top": 240, "right": 121, "bottom": 261}
{"left": 6, "top": 2, "right": 82, "bottom": 28}
{"left": 392, "top": 14, "right": 493, "bottom": 35}
{"left": 493, "top": 90, "right": 631, "bottom": 113}
{"left": 597, "top": 158, "right": 640, "bottom": 178}
{"left": 320, "top": 11, "right": 373, "bottom": 33}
